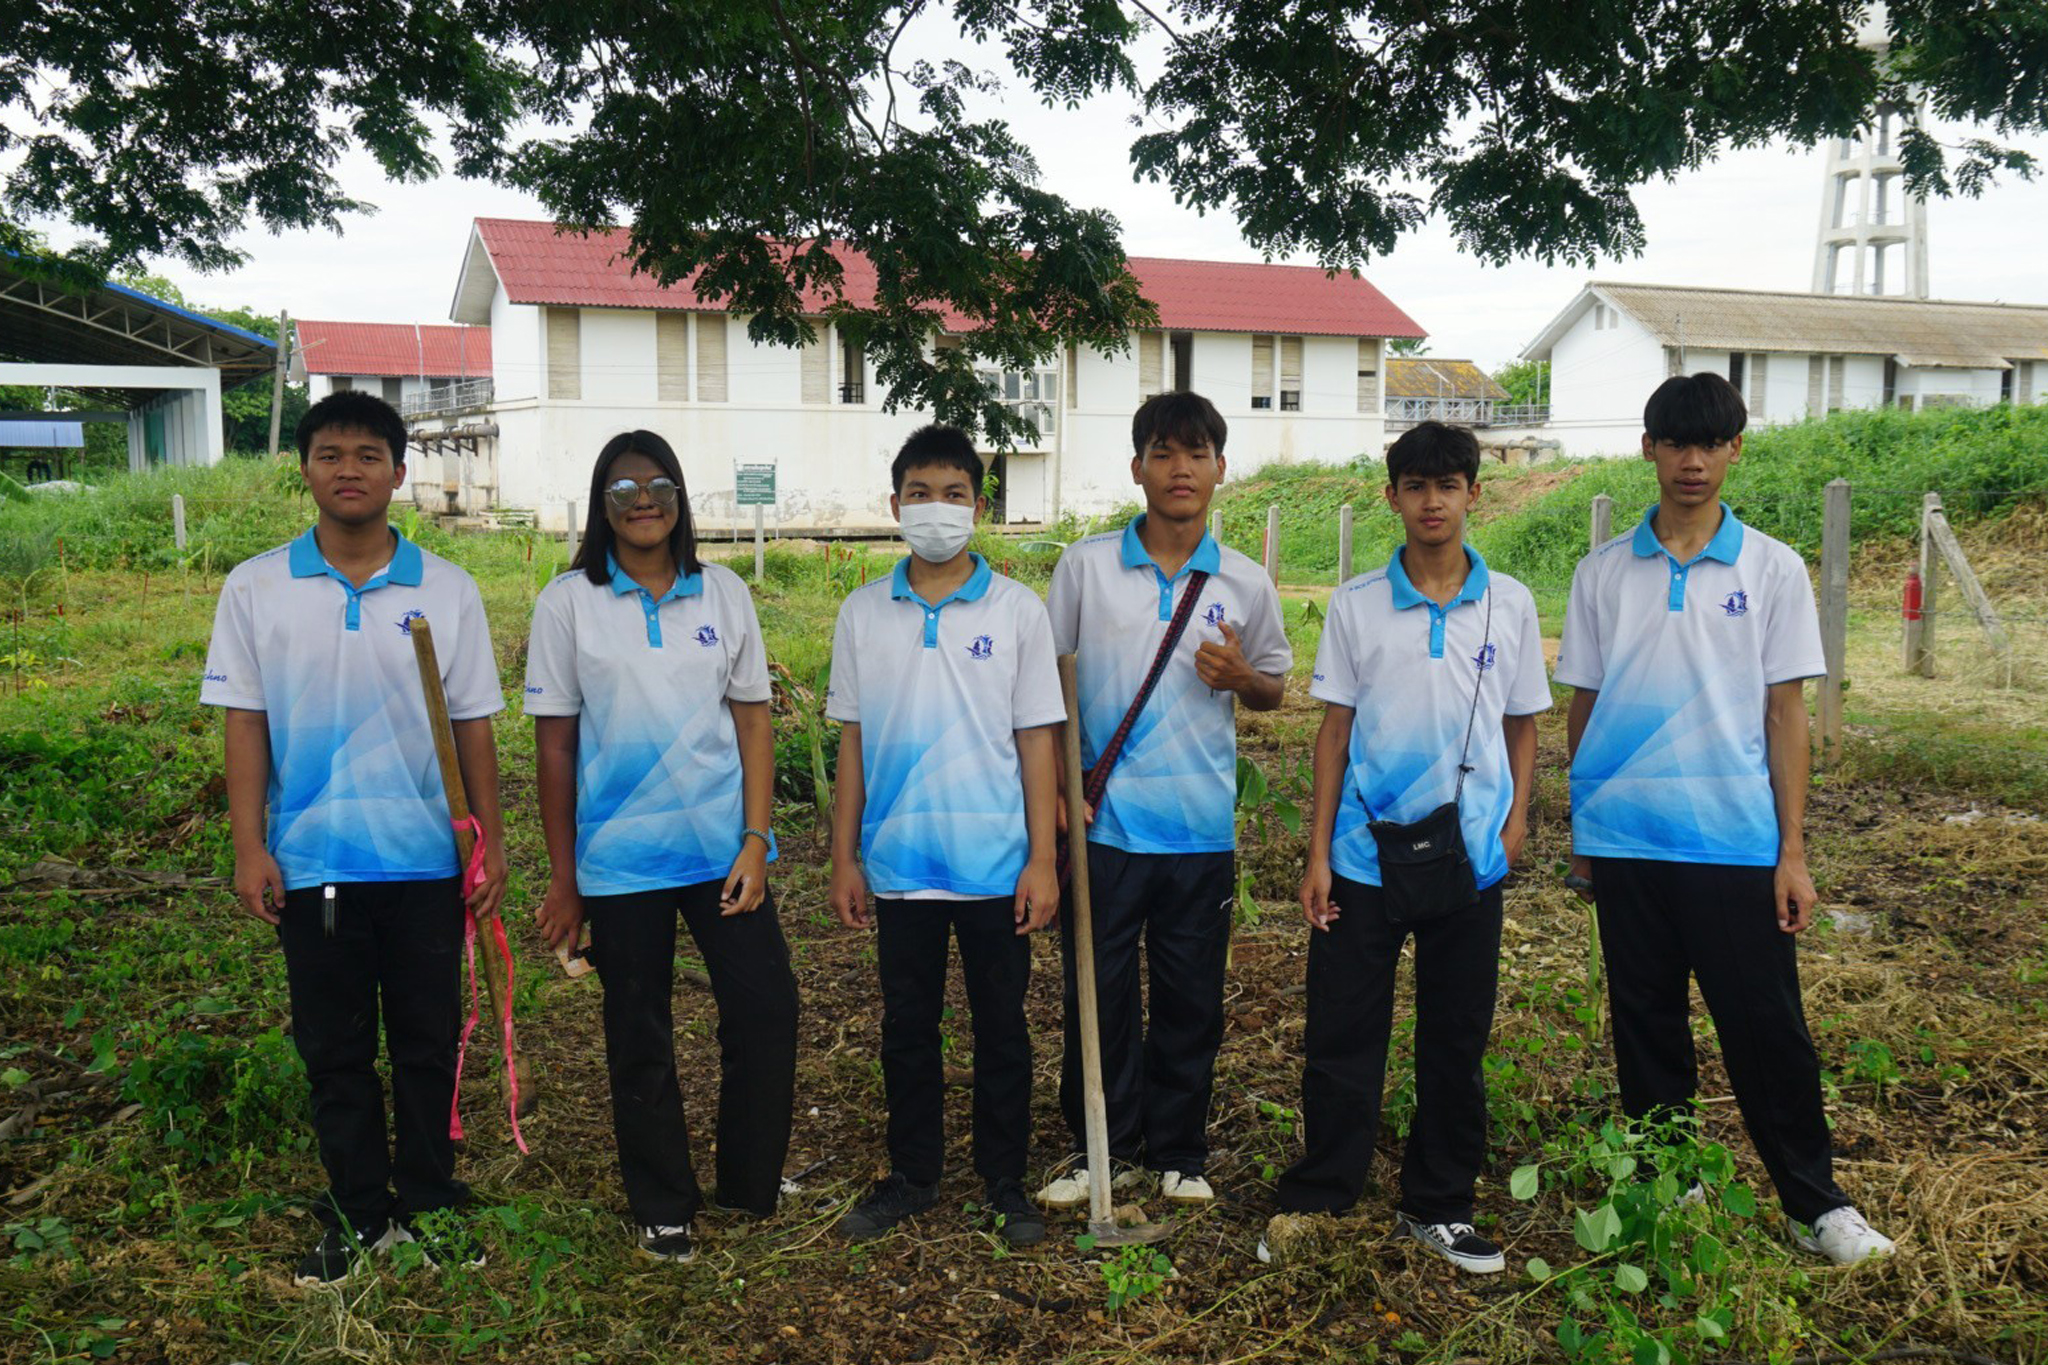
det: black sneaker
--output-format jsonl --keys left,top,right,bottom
{"left": 638, "top": 1223, "right": 696, "bottom": 1263}
{"left": 1395, "top": 1212, "right": 1506, "bottom": 1274}
{"left": 836, "top": 1173, "right": 940, "bottom": 1240}
{"left": 399, "top": 1213, "right": 487, "bottom": 1271}
{"left": 986, "top": 1180, "right": 1045, "bottom": 1247}
{"left": 292, "top": 1221, "right": 396, "bottom": 1287}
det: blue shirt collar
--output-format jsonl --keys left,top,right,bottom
{"left": 1385, "top": 544, "right": 1490, "bottom": 611}
{"left": 1632, "top": 502, "right": 1745, "bottom": 565}
{"left": 890, "top": 552, "right": 993, "bottom": 606}
{"left": 1120, "top": 515, "right": 1222, "bottom": 578}
{"left": 606, "top": 552, "right": 703, "bottom": 600}
{"left": 287, "top": 526, "right": 423, "bottom": 587}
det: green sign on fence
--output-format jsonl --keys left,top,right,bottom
{"left": 736, "top": 463, "right": 777, "bottom": 507}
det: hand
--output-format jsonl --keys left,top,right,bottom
{"left": 1054, "top": 795, "right": 1095, "bottom": 836}
{"left": 1193, "top": 620, "right": 1258, "bottom": 694}
{"left": 1501, "top": 813, "right": 1529, "bottom": 870}
{"left": 1300, "top": 860, "right": 1339, "bottom": 931}
{"left": 1774, "top": 852, "right": 1817, "bottom": 933}
{"left": 233, "top": 850, "right": 286, "bottom": 926}
{"left": 829, "top": 859, "right": 870, "bottom": 929}
{"left": 720, "top": 840, "right": 770, "bottom": 916}
{"left": 1567, "top": 855, "right": 1595, "bottom": 903}
{"left": 535, "top": 875, "right": 583, "bottom": 952}
{"left": 467, "top": 841, "right": 509, "bottom": 921}
{"left": 1013, "top": 858, "right": 1061, "bottom": 935}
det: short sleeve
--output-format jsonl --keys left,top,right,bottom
{"left": 200, "top": 568, "right": 265, "bottom": 710}
{"left": 1236, "top": 572, "right": 1293, "bottom": 674}
{"left": 444, "top": 573, "right": 505, "bottom": 721}
{"left": 1504, "top": 588, "right": 1553, "bottom": 715}
{"left": 521, "top": 580, "right": 582, "bottom": 717}
{"left": 1046, "top": 552, "right": 1081, "bottom": 656}
{"left": 1760, "top": 549, "right": 1827, "bottom": 685}
{"left": 1010, "top": 593, "right": 1069, "bottom": 730}
{"left": 726, "top": 577, "right": 772, "bottom": 703}
{"left": 1552, "top": 553, "right": 1606, "bottom": 691}
{"left": 825, "top": 598, "right": 861, "bottom": 723}
{"left": 1308, "top": 590, "right": 1360, "bottom": 707}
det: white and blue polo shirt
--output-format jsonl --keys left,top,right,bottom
{"left": 1312, "top": 547, "right": 1552, "bottom": 891}
{"left": 523, "top": 557, "right": 774, "bottom": 896}
{"left": 200, "top": 528, "right": 504, "bottom": 890}
{"left": 826, "top": 554, "right": 1066, "bottom": 898}
{"left": 1555, "top": 503, "right": 1825, "bottom": 866}
{"left": 1046, "top": 517, "right": 1291, "bottom": 855}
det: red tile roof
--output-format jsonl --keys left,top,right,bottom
{"left": 296, "top": 320, "right": 491, "bottom": 378}
{"left": 470, "top": 218, "right": 1425, "bottom": 340}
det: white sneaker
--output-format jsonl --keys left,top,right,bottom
{"left": 1160, "top": 1171, "right": 1214, "bottom": 1203}
{"left": 1035, "top": 1165, "right": 1146, "bottom": 1208}
{"left": 1794, "top": 1206, "right": 1895, "bottom": 1265}
{"left": 1396, "top": 1213, "right": 1506, "bottom": 1275}
{"left": 1255, "top": 1237, "right": 1273, "bottom": 1264}
{"left": 1678, "top": 1181, "right": 1707, "bottom": 1208}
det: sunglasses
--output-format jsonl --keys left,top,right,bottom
{"left": 605, "top": 476, "right": 679, "bottom": 511}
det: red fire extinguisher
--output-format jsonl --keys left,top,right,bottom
{"left": 1903, "top": 570, "right": 1923, "bottom": 622}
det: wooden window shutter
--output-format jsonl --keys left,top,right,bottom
{"left": 1251, "top": 336, "right": 1274, "bottom": 405}
{"left": 1279, "top": 336, "right": 1303, "bottom": 410}
{"left": 1356, "top": 339, "right": 1379, "bottom": 413}
{"left": 1827, "top": 355, "right": 1845, "bottom": 410}
{"left": 1807, "top": 355, "right": 1825, "bottom": 417}
{"left": 546, "top": 307, "right": 581, "bottom": 401}
{"left": 696, "top": 312, "right": 727, "bottom": 402}
{"left": 1138, "top": 331, "right": 1164, "bottom": 398}
{"left": 801, "top": 323, "right": 831, "bottom": 404}
{"left": 656, "top": 312, "right": 690, "bottom": 401}
{"left": 1065, "top": 343, "right": 1077, "bottom": 409}
{"left": 1750, "top": 352, "right": 1768, "bottom": 418}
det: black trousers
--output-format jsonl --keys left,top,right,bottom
{"left": 1059, "top": 845, "right": 1234, "bottom": 1175}
{"left": 874, "top": 898, "right": 1033, "bottom": 1188}
{"left": 275, "top": 877, "right": 468, "bottom": 1233}
{"left": 585, "top": 880, "right": 800, "bottom": 1227}
{"left": 1592, "top": 858, "right": 1849, "bottom": 1225}
{"left": 1276, "top": 876, "right": 1504, "bottom": 1223}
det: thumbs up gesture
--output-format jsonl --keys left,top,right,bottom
{"left": 1194, "top": 618, "right": 1256, "bottom": 693}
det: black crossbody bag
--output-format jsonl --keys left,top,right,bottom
{"left": 1366, "top": 586, "right": 1492, "bottom": 925}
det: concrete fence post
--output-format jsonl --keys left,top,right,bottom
{"left": 1209, "top": 509, "right": 1223, "bottom": 548}
{"left": 1263, "top": 505, "right": 1281, "bottom": 585}
{"left": 1338, "top": 503, "right": 1354, "bottom": 584}
{"left": 1914, "top": 492, "right": 1939, "bottom": 677}
{"left": 1817, "top": 479, "right": 1850, "bottom": 762}
{"left": 1590, "top": 493, "right": 1614, "bottom": 550}
{"left": 567, "top": 500, "right": 580, "bottom": 566}
{"left": 172, "top": 494, "right": 187, "bottom": 552}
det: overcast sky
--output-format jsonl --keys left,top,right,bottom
{"left": 127, "top": 28, "right": 2048, "bottom": 374}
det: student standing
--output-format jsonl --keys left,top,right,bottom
{"left": 1558, "top": 373, "right": 1893, "bottom": 1265}
{"left": 1270, "top": 421, "right": 1549, "bottom": 1273}
{"left": 203, "top": 391, "right": 507, "bottom": 1286}
{"left": 827, "top": 425, "right": 1065, "bottom": 1247}
{"left": 525, "top": 431, "right": 799, "bottom": 1265}
{"left": 1039, "top": 392, "right": 1291, "bottom": 1208}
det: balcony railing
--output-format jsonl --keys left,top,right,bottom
{"left": 401, "top": 377, "right": 494, "bottom": 419}
{"left": 1385, "top": 398, "right": 1549, "bottom": 429}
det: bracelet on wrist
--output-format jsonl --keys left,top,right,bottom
{"left": 742, "top": 827, "right": 774, "bottom": 852}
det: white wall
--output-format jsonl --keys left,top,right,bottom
{"left": 1899, "top": 365, "right": 2004, "bottom": 409}
{"left": 1546, "top": 301, "right": 1669, "bottom": 456}
{"left": 580, "top": 310, "right": 657, "bottom": 406}
{"left": 491, "top": 282, "right": 541, "bottom": 402}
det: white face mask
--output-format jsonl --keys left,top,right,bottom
{"left": 898, "top": 501, "right": 975, "bottom": 563}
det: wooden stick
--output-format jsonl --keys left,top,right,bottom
{"left": 1058, "top": 654, "right": 1116, "bottom": 1230}
{"left": 409, "top": 618, "right": 531, "bottom": 1122}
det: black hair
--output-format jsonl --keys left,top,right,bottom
{"left": 296, "top": 390, "right": 408, "bottom": 467}
{"left": 1644, "top": 373, "right": 1748, "bottom": 447}
{"left": 1384, "top": 420, "right": 1481, "bottom": 485}
{"left": 891, "top": 424, "right": 983, "bottom": 495}
{"left": 572, "top": 430, "right": 701, "bottom": 585}
{"left": 1131, "top": 390, "right": 1228, "bottom": 459}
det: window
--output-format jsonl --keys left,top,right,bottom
{"left": 800, "top": 325, "right": 830, "bottom": 404}
{"left": 1065, "top": 343, "right": 1077, "bottom": 409}
{"left": 1171, "top": 332, "right": 1192, "bottom": 392}
{"left": 2001, "top": 365, "right": 2014, "bottom": 405}
{"left": 1279, "top": 336, "right": 1302, "bottom": 411}
{"left": 1251, "top": 335, "right": 1274, "bottom": 409}
{"left": 1138, "top": 331, "right": 1164, "bottom": 398}
{"left": 1882, "top": 356, "right": 1898, "bottom": 407}
{"left": 696, "top": 313, "right": 727, "bottom": 402}
{"left": 839, "top": 333, "right": 865, "bottom": 404}
{"left": 382, "top": 377, "right": 402, "bottom": 405}
{"left": 1728, "top": 352, "right": 1746, "bottom": 394}
{"left": 546, "top": 307, "right": 581, "bottom": 401}
{"left": 656, "top": 313, "right": 689, "bottom": 401}
{"left": 1356, "top": 339, "right": 1379, "bottom": 413}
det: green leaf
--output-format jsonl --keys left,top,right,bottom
{"left": 1573, "top": 1203, "right": 1622, "bottom": 1253}
{"left": 1525, "top": 1256, "right": 1552, "bottom": 1281}
{"left": 1614, "top": 1263, "right": 1649, "bottom": 1293}
{"left": 1073, "top": 1232, "right": 1097, "bottom": 1253}
{"left": 1694, "top": 1314, "right": 1727, "bottom": 1341}
{"left": 1721, "top": 1183, "right": 1757, "bottom": 1218}
{"left": 0, "top": 1068, "right": 27, "bottom": 1088}
{"left": 1509, "top": 1164, "right": 1540, "bottom": 1201}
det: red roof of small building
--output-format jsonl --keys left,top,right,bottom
{"left": 296, "top": 320, "right": 491, "bottom": 378}
{"left": 468, "top": 218, "right": 1425, "bottom": 340}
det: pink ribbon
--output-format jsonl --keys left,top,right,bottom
{"left": 447, "top": 816, "right": 528, "bottom": 1154}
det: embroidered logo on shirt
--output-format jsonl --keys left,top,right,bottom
{"left": 1202, "top": 602, "right": 1227, "bottom": 627}
{"left": 525, "top": 684, "right": 544, "bottom": 695}
{"left": 397, "top": 608, "right": 425, "bottom": 635}
{"left": 203, "top": 670, "right": 228, "bottom": 684}
{"left": 1720, "top": 590, "right": 1749, "bottom": 618}
{"left": 695, "top": 625, "right": 720, "bottom": 647}
{"left": 967, "top": 634, "right": 995, "bottom": 661}
{"left": 1472, "top": 643, "right": 1497, "bottom": 672}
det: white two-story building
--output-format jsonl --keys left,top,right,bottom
{"left": 1525, "top": 282, "right": 2048, "bottom": 456}
{"left": 440, "top": 217, "right": 1425, "bottom": 531}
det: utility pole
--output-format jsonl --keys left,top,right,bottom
{"left": 266, "top": 311, "right": 291, "bottom": 460}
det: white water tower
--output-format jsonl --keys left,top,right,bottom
{"left": 1811, "top": 5, "right": 1929, "bottom": 298}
